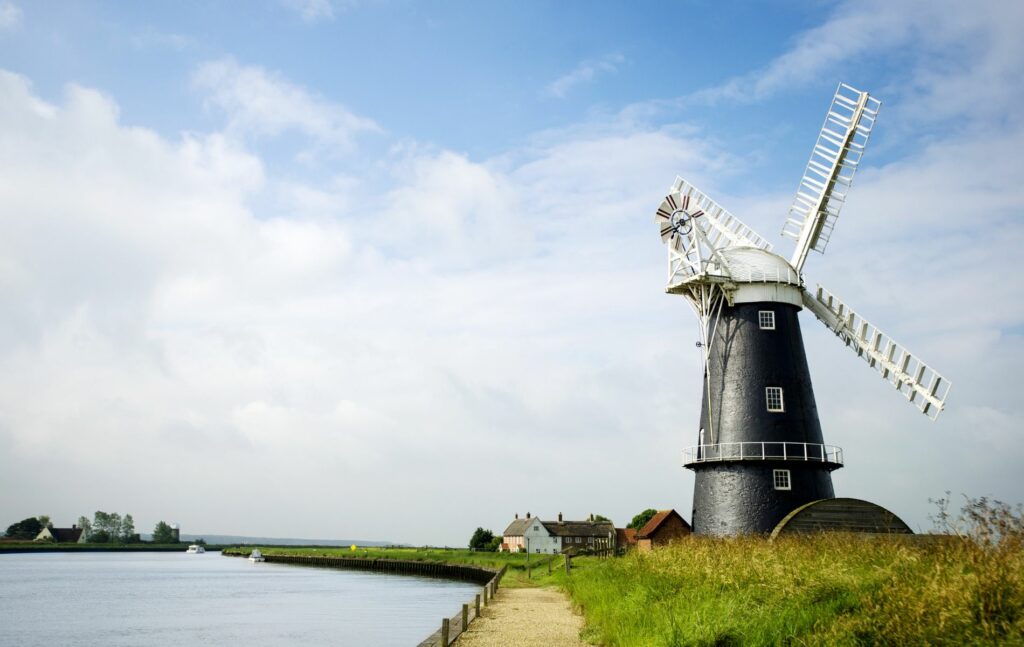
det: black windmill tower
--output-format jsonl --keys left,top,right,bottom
{"left": 653, "top": 83, "right": 951, "bottom": 536}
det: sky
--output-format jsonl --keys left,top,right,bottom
{"left": 0, "top": 0, "right": 1021, "bottom": 545}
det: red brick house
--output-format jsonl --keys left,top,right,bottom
{"left": 636, "top": 509, "right": 691, "bottom": 551}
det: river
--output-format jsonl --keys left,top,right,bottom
{"left": 0, "top": 551, "right": 480, "bottom": 646}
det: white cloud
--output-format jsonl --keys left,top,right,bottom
{"left": 545, "top": 53, "right": 624, "bottom": 98}
{"left": 193, "top": 58, "right": 380, "bottom": 149}
{"left": 0, "top": 64, "right": 725, "bottom": 543}
{"left": 0, "top": 1, "right": 20, "bottom": 30}
{"left": 1, "top": 0, "right": 1023, "bottom": 543}
{"left": 658, "top": 0, "right": 1024, "bottom": 142}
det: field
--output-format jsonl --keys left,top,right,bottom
{"left": 230, "top": 500, "right": 1024, "bottom": 645}
{"left": 558, "top": 533, "right": 1023, "bottom": 646}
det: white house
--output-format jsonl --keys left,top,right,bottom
{"left": 34, "top": 525, "right": 86, "bottom": 543}
{"left": 502, "top": 512, "right": 616, "bottom": 554}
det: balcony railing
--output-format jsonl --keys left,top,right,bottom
{"left": 682, "top": 442, "right": 843, "bottom": 467}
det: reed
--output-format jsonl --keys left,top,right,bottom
{"left": 561, "top": 498, "right": 1023, "bottom": 645}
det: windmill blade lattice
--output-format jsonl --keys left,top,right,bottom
{"left": 802, "top": 284, "right": 951, "bottom": 419}
{"left": 784, "top": 83, "right": 882, "bottom": 272}
{"left": 662, "top": 178, "right": 773, "bottom": 252}
{"left": 654, "top": 177, "right": 772, "bottom": 288}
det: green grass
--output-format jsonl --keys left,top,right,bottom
{"left": 221, "top": 545, "right": 562, "bottom": 585}
{"left": 559, "top": 534, "right": 1024, "bottom": 646}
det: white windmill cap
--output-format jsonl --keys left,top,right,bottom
{"left": 718, "top": 246, "right": 801, "bottom": 285}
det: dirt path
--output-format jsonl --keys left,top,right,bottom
{"left": 455, "top": 587, "right": 589, "bottom": 646}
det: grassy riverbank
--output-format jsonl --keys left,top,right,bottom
{"left": 224, "top": 503, "right": 1024, "bottom": 646}
{"left": 221, "top": 545, "right": 555, "bottom": 578}
{"left": 557, "top": 533, "right": 1023, "bottom": 645}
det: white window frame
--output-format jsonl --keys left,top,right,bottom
{"left": 766, "top": 386, "right": 784, "bottom": 412}
{"left": 773, "top": 469, "right": 791, "bottom": 490}
{"left": 759, "top": 310, "right": 776, "bottom": 330}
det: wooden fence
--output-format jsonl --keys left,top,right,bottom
{"left": 417, "top": 565, "right": 506, "bottom": 646}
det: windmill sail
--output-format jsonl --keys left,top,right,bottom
{"left": 783, "top": 84, "right": 881, "bottom": 272}
{"left": 802, "top": 285, "right": 950, "bottom": 419}
{"left": 655, "top": 178, "right": 772, "bottom": 287}
{"left": 666, "top": 178, "right": 773, "bottom": 252}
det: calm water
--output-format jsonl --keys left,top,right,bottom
{"left": 0, "top": 551, "right": 479, "bottom": 646}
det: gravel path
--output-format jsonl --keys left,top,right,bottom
{"left": 455, "top": 587, "right": 589, "bottom": 646}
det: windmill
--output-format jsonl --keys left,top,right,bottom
{"left": 653, "top": 83, "right": 951, "bottom": 536}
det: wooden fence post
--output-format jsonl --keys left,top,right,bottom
{"left": 475, "top": 593, "right": 481, "bottom": 617}
{"left": 548, "top": 558, "right": 552, "bottom": 574}
{"left": 565, "top": 554, "right": 571, "bottom": 575}
{"left": 483, "top": 586, "right": 488, "bottom": 606}
{"left": 462, "top": 604, "right": 468, "bottom": 632}
{"left": 441, "top": 618, "right": 449, "bottom": 646}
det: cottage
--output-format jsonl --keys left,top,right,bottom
{"left": 616, "top": 527, "right": 638, "bottom": 551}
{"left": 636, "top": 509, "right": 691, "bottom": 551}
{"left": 500, "top": 513, "right": 532, "bottom": 553}
{"left": 34, "top": 525, "right": 86, "bottom": 544}
{"left": 501, "top": 512, "right": 616, "bottom": 554}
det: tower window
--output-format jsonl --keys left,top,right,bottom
{"left": 759, "top": 310, "right": 776, "bottom": 330}
{"left": 773, "top": 469, "right": 791, "bottom": 490}
{"left": 766, "top": 387, "right": 784, "bottom": 412}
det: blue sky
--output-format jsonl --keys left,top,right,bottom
{"left": 0, "top": 0, "right": 1022, "bottom": 544}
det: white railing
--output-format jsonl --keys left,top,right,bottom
{"left": 682, "top": 442, "right": 843, "bottom": 466}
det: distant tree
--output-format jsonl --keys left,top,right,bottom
{"left": 468, "top": 527, "right": 495, "bottom": 551}
{"left": 77, "top": 516, "right": 92, "bottom": 539}
{"left": 487, "top": 536, "right": 503, "bottom": 552}
{"left": 119, "top": 514, "right": 135, "bottom": 542}
{"left": 92, "top": 511, "right": 125, "bottom": 543}
{"left": 37, "top": 515, "right": 52, "bottom": 529}
{"left": 593, "top": 514, "right": 610, "bottom": 523}
{"left": 627, "top": 509, "right": 658, "bottom": 531}
{"left": 152, "top": 521, "right": 176, "bottom": 544}
{"left": 5, "top": 517, "right": 43, "bottom": 540}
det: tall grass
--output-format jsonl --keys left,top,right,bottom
{"left": 562, "top": 498, "right": 1023, "bottom": 646}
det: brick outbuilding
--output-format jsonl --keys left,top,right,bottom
{"left": 636, "top": 509, "right": 691, "bottom": 551}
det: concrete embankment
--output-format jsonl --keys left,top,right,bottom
{"left": 223, "top": 551, "right": 496, "bottom": 584}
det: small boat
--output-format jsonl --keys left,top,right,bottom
{"left": 248, "top": 549, "right": 265, "bottom": 563}
{"left": 186, "top": 544, "right": 206, "bottom": 554}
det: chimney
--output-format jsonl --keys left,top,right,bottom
{"left": 72, "top": 524, "right": 77, "bottom": 529}
{"left": 515, "top": 513, "right": 519, "bottom": 519}
{"left": 558, "top": 512, "right": 563, "bottom": 522}
{"left": 589, "top": 513, "right": 594, "bottom": 522}
{"left": 526, "top": 512, "right": 531, "bottom": 519}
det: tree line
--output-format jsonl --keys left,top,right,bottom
{"left": 3, "top": 512, "right": 181, "bottom": 544}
